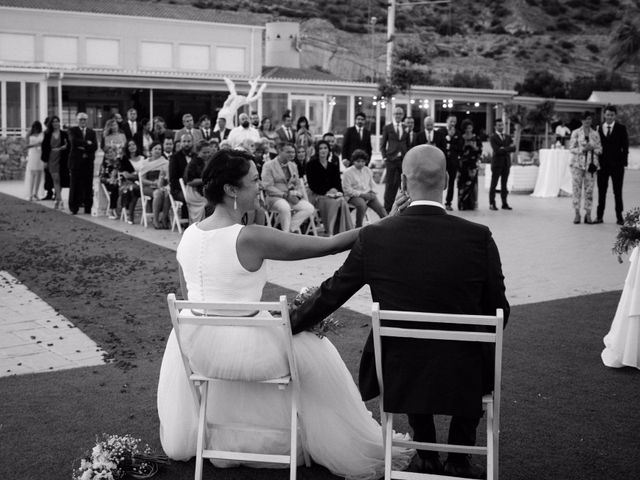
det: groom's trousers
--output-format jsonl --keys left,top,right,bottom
{"left": 408, "top": 414, "right": 481, "bottom": 461}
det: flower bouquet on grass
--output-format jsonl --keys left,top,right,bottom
{"left": 73, "top": 434, "right": 169, "bottom": 480}
{"left": 613, "top": 207, "right": 640, "bottom": 263}
{"left": 291, "top": 286, "right": 343, "bottom": 339}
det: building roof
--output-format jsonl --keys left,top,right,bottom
{"left": 261, "top": 66, "right": 345, "bottom": 82}
{"left": 587, "top": 91, "right": 640, "bottom": 105}
{"left": 0, "top": 0, "right": 267, "bottom": 26}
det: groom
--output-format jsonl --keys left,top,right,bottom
{"left": 290, "top": 144, "right": 509, "bottom": 478}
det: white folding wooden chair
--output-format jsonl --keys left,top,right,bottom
{"left": 168, "top": 191, "right": 189, "bottom": 233}
{"left": 371, "top": 304, "right": 504, "bottom": 480}
{"left": 166, "top": 293, "right": 311, "bottom": 480}
{"left": 99, "top": 183, "right": 111, "bottom": 217}
{"left": 138, "top": 171, "right": 154, "bottom": 228}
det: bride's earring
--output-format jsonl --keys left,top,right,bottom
{"left": 233, "top": 196, "right": 237, "bottom": 210}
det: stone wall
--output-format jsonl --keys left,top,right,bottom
{"left": 0, "top": 137, "right": 26, "bottom": 180}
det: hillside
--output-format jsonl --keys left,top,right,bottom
{"left": 170, "top": 0, "right": 638, "bottom": 90}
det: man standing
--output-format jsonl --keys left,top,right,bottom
{"left": 488, "top": 119, "right": 516, "bottom": 211}
{"left": 435, "top": 115, "right": 462, "bottom": 211}
{"left": 415, "top": 116, "right": 437, "bottom": 146}
{"left": 169, "top": 134, "right": 193, "bottom": 205}
{"left": 199, "top": 115, "right": 213, "bottom": 141}
{"left": 380, "top": 106, "right": 409, "bottom": 213}
{"left": 595, "top": 105, "right": 629, "bottom": 225}
{"left": 261, "top": 142, "right": 315, "bottom": 233}
{"left": 213, "top": 116, "right": 231, "bottom": 141}
{"left": 275, "top": 112, "right": 296, "bottom": 144}
{"left": 291, "top": 144, "right": 509, "bottom": 478}
{"left": 174, "top": 113, "right": 203, "bottom": 145}
{"left": 67, "top": 112, "right": 98, "bottom": 214}
{"left": 404, "top": 116, "right": 416, "bottom": 149}
{"left": 342, "top": 112, "right": 372, "bottom": 166}
{"left": 121, "top": 108, "right": 139, "bottom": 142}
{"left": 250, "top": 111, "right": 261, "bottom": 130}
{"left": 227, "top": 113, "right": 261, "bottom": 149}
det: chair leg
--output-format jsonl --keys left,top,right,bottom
{"left": 290, "top": 386, "right": 298, "bottom": 480}
{"left": 384, "top": 413, "right": 393, "bottom": 480}
{"left": 487, "top": 400, "right": 494, "bottom": 480}
{"left": 195, "top": 381, "right": 209, "bottom": 480}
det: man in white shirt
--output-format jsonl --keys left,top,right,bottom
{"left": 122, "top": 108, "right": 139, "bottom": 142}
{"left": 416, "top": 116, "right": 438, "bottom": 146}
{"left": 341, "top": 149, "right": 387, "bottom": 227}
{"left": 227, "top": 113, "right": 261, "bottom": 149}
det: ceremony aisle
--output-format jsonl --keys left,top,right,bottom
{"left": 0, "top": 192, "right": 639, "bottom": 480}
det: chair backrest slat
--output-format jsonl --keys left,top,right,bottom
{"left": 378, "top": 310, "right": 500, "bottom": 326}
{"left": 177, "top": 316, "right": 285, "bottom": 328}
{"left": 378, "top": 326, "right": 496, "bottom": 343}
{"left": 174, "top": 300, "right": 281, "bottom": 311}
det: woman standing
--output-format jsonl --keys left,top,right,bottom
{"left": 306, "top": 140, "right": 353, "bottom": 235}
{"left": 458, "top": 119, "right": 482, "bottom": 211}
{"left": 569, "top": 111, "right": 602, "bottom": 224}
{"left": 295, "top": 116, "right": 315, "bottom": 159}
{"left": 23, "top": 121, "right": 45, "bottom": 201}
{"left": 134, "top": 117, "right": 154, "bottom": 157}
{"left": 41, "top": 116, "right": 69, "bottom": 209}
{"left": 259, "top": 117, "right": 277, "bottom": 141}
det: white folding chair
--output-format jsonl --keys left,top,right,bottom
{"left": 168, "top": 192, "right": 189, "bottom": 233}
{"left": 138, "top": 171, "right": 154, "bottom": 228}
{"left": 166, "top": 293, "right": 311, "bottom": 480}
{"left": 99, "top": 183, "right": 111, "bottom": 217}
{"left": 371, "top": 305, "right": 504, "bottom": 480}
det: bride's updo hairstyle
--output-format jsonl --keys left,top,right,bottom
{"left": 202, "top": 149, "right": 254, "bottom": 205}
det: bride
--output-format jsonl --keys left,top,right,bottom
{"left": 157, "top": 149, "right": 413, "bottom": 479}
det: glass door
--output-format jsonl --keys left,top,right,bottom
{"left": 290, "top": 95, "right": 325, "bottom": 137}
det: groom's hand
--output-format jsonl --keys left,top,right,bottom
{"left": 389, "top": 192, "right": 410, "bottom": 216}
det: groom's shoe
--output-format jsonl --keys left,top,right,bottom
{"left": 415, "top": 456, "right": 443, "bottom": 474}
{"left": 444, "top": 455, "right": 484, "bottom": 479}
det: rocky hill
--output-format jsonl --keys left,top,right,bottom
{"left": 173, "top": 0, "right": 638, "bottom": 90}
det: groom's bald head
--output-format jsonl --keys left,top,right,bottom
{"left": 401, "top": 145, "right": 447, "bottom": 201}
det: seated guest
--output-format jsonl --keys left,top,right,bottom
{"left": 169, "top": 133, "right": 193, "bottom": 205}
{"left": 119, "top": 140, "right": 144, "bottom": 224}
{"left": 134, "top": 117, "right": 154, "bottom": 157}
{"left": 182, "top": 141, "right": 213, "bottom": 223}
{"left": 152, "top": 116, "right": 173, "bottom": 143}
{"left": 219, "top": 139, "right": 232, "bottom": 151}
{"left": 295, "top": 145, "right": 310, "bottom": 178}
{"left": 253, "top": 138, "right": 271, "bottom": 176}
{"left": 99, "top": 146, "right": 121, "bottom": 220}
{"left": 261, "top": 141, "right": 315, "bottom": 233}
{"left": 101, "top": 118, "right": 127, "bottom": 159}
{"left": 259, "top": 116, "right": 277, "bottom": 141}
{"left": 140, "top": 142, "right": 170, "bottom": 229}
{"left": 306, "top": 140, "right": 354, "bottom": 235}
{"left": 341, "top": 149, "right": 387, "bottom": 227}
{"left": 227, "top": 113, "right": 260, "bottom": 149}
{"left": 239, "top": 137, "right": 257, "bottom": 156}
{"left": 162, "top": 137, "right": 175, "bottom": 159}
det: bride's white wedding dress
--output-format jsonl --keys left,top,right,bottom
{"left": 157, "top": 223, "right": 413, "bottom": 479}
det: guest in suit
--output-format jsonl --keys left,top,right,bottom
{"left": 174, "top": 113, "right": 203, "bottom": 145}
{"left": 342, "top": 112, "right": 373, "bottom": 166}
{"left": 169, "top": 133, "right": 193, "bottom": 205}
{"left": 404, "top": 116, "right": 417, "bottom": 148}
{"left": 41, "top": 115, "right": 69, "bottom": 210}
{"left": 199, "top": 114, "right": 214, "bottom": 141}
{"left": 435, "top": 115, "right": 462, "bottom": 211}
{"left": 120, "top": 108, "right": 139, "bottom": 142}
{"left": 152, "top": 116, "right": 173, "bottom": 144}
{"left": 213, "top": 116, "right": 231, "bottom": 142}
{"left": 595, "top": 105, "right": 629, "bottom": 225}
{"left": 275, "top": 111, "right": 296, "bottom": 144}
{"left": 569, "top": 111, "right": 602, "bottom": 224}
{"left": 488, "top": 119, "right": 516, "bottom": 211}
{"left": 415, "top": 116, "right": 438, "bottom": 147}
{"left": 380, "top": 106, "right": 409, "bottom": 212}
{"left": 261, "top": 141, "right": 315, "bottom": 232}
{"left": 162, "top": 137, "right": 174, "bottom": 160}
{"left": 291, "top": 144, "right": 509, "bottom": 478}
{"left": 67, "top": 112, "right": 98, "bottom": 214}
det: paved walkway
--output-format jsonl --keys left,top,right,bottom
{"left": 1, "top": 169, "right": 639, "bottom": 376}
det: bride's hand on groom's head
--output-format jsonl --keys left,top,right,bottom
{"left": 390, "top": 192, "right": 411, "bottom": 216}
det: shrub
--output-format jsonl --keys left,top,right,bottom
{"left": 449, "top": 71, "right": 494, "bottom": 89}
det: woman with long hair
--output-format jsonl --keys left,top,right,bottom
{"left": 306, "top": 140, "right": 353, "bottom": 235}
{"left": 101, "top": 118, "right": 127, "bottom": 159}
{"left": 140, "top": 141, "right": 171, "bottom": 229}
{"left": 134, "top": 117, "right": 154, "bottom": 157}
{"left": 457, "top": 119, "right": 482, "bottom": 211}
{"left": 23, "top": 121, "right": 45, "bottom": 201}
{"left": 295, "top": 116, "right": 315, "bottom": 159}
{"left": 41, "top": 116, "right": 69, "bottom": 209}
{"left": 99, "top": 146, "right": 121, "bottom": 219}
{"left": 119, "top": 140, "right": 144, "bottom": 224}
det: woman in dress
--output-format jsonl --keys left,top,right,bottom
{"left": 157, "top": 149, "right": 413, "bottom": 479}
{"left": 119, "top": 140, "right": 143, "bottom": 224}
{"left": 457, "top": 119, "right": 482, "bottom": 211}
{"left": 295, "top": 116, "right": 315, "bottom": 159}
{"left": 306, "top": 140, "right": 354, "bottom": 235}
{"left": 99, "top": 146, "right": 121, "bottom": 219}
{"left": 140, "top": 142, "right": 170, "bottom": 229}
{"left": 295, "top": 145, "right": 309, "bottom": 178}
{"left": 41, "top": 116, "right": 69, "bottom": 209}
{"left": 259, "top": 117, "right": 277, "bottom": 141}
{"left": 23, "top": 121, "right": 45, "bottom": 201}
{"left": 182, "top": 140, "right": 211, "bottom": 223}
{"left": 101, "top": 118, "right": 127, "bottom": 159}
{"left": 134, "top": 117, "right": 154, "bottom": 157}
{"left": 569, "top": 111, "right": 602, "bottom": 224}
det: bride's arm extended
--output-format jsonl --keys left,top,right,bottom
{"left": 239, "top": 225, "right": 360, "bottom": 262}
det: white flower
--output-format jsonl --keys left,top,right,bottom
{"left": 80, "top": 470, "right": 93, "bottom": 480}
{"left": 299, "top": 286, "right": 310, "bottom": 295}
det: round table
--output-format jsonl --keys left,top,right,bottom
{"left": 531, "top": 149, "right": 573, "bottom": 198}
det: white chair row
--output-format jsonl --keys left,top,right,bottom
{"left": 167, "top": 294, "right": 504, "bottom": 480}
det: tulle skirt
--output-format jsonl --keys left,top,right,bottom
{"left": 157, "top": 312, "right": 414, "bottom": 480}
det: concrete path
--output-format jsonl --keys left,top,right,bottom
{"left": 1, "top": 169, "right": 639, "bottom": 375}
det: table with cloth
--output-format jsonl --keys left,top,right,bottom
{"left": 531, "top": 148, "right": 573, "bottom": 198}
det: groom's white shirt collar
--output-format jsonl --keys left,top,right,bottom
{"left": 409, "top": 200, "right": 445, "bottom": 210}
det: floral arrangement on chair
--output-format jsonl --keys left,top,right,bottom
{"left": 291, "top": 287, "right": 343, "bottom": 338}
{"left": 73, "top": 434, "right": 169, "bottom": 480}
{"left": 613, "top": 207, "right": 640, "bottom": 263}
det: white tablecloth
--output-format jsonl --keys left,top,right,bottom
{"left": 602, "top": 247, "right": 640, "bottom": 369}
{"left": 531, "top": 149, "right": 573, "bottom": 198}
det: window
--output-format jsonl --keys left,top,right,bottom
{"left": 43, "top": 36, "right": 78, "bottom": 64}
{"left": 216, "top": 47, "right": 245, "bottom": 73}
{"left": 26, "top": 83, "right": 39, "bottom": 126}
{"left": 6, "top": 82, "right": 20, "bottom": 130}
{"left": 0, "top": 33, "right": 35, "bottom": 62}
{"left": 140, "top": 42, "right": 172, "bottom": 69}
{"left": 86, "top": 39, "right": 120, "bottom": 67}
{"left": 179, "top": 44, "right": 210, "bottom": 70}
{"left": 261, "top": 93, "right": 288, "bottom": 129}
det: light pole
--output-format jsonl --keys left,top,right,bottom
{"left": 370, "top": 16, "right": 377, "bottom": 82}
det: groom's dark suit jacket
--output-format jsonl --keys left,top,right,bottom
{"left": 291, "top": 205, "right": 509, "bottom": 417}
